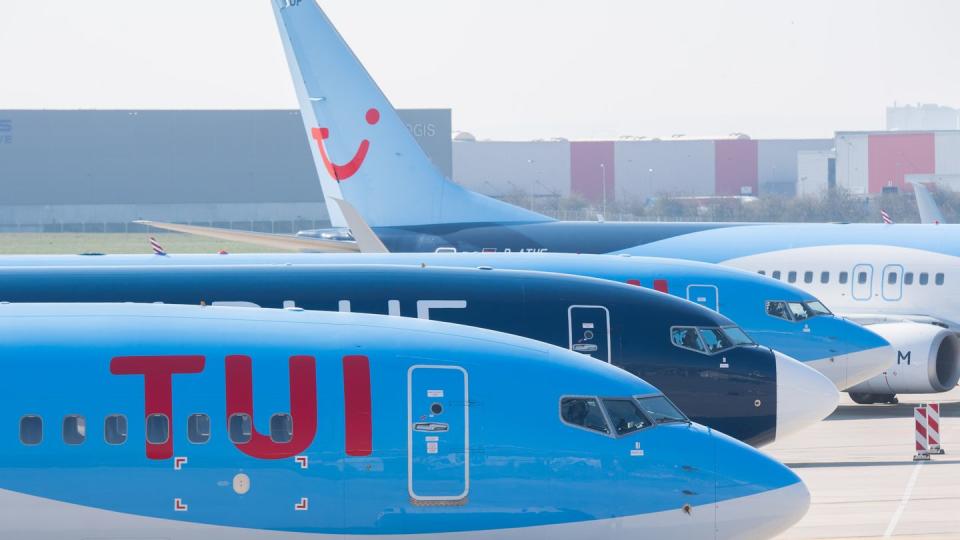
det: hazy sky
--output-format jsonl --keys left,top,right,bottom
{"left": 1, "top": 0, "right": 957, "bottom": 140}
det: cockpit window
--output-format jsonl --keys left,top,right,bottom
{"left": 805, "top": 301, "right": 832, "bottom": 316}
{"left": 723, "top": 326, "right": 755, "bottom": 346}
{"left": 636, "top": 396, "right": 689, "bottom": 425}
{"left": 602, "top": 398, "right": 651, "bottom": 435}
{"left": 560, "top": 397, "right": 610, "bottom": 434}
{"left": 766, "top": 301, "right": 790, "bottom": 320}
{"left": 767, "top": 300, "right": 832, "bottom": 322}
{"left": 787, "top": 302, "right": 810, "bottom": 320}
{"left": 673, "top": 326, "right": 753, "bottom": 354}
{"left": 671, "top": 327, "right": 706, "bottom": 353}
{"left": 698, "top": 327, "right": 733, "bottom": 353}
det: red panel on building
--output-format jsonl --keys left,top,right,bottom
{"left": 714, "top": 139, "right": 758, "bottom": 196}
{"left": 570, "top": 141, "right": 615, "bottom": 204}
{"left": 868, "top": 133, "right": 935, "bottom": 193}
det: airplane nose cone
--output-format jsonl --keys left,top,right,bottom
{"left": 836, "top": 345, "right": 895, "bottom": 390}
{"left": 714, "top": 429, "right": 810, "bottom": 539}
{"left": 776, "top": 350, "right": 839, "bottom": 441}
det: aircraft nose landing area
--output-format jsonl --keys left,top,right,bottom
{"left": 776, "top": 351, "right": 841, "bottom": 441}
{"left": 769, "top": 387, "right": 960, "bottom": 539}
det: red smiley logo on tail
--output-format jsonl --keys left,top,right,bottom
{"left": 310, "top": 108, "right": 380, "bottom": 182}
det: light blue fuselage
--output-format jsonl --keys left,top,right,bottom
{"left": 0, "top": 304, "right": 803, "bottom": 538}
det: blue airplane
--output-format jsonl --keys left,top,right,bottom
{"left": 0, "top": 263, "right": 839, "bottom": 446}
{"left": 0, "top": 302, "right": 809, "bottom": 539}
{"left": 137, "top": 0, "right": 952, "bottom": 405}
{"left": 143, "top": 0, "right": 960, "bottom": 301}
{"left": 0, "top": 252, "right": 892, "bottom": 393}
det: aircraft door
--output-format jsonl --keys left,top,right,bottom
{"left": 881, "top": 264, "right": 904, "bottom": 301}
{"left": 408, "top": 366, "right": 469, "bottom": 504}
{"left": 568, "top": 305, "right": 611, "bottom": 363}
{"left": 687, "top": 285, "right": 719, "bottom": 312}
{"left": 851, "top": 264, "right": 873, "bottom": 301}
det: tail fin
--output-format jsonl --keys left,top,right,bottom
{"left": 909, "top": 180, "right": 947, "bottom": 224}
{"left": 271, "top": 0, "right": 551, "bottom": 228}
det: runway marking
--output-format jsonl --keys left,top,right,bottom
{"left": 883, "top": 462, "right": 923, "bottom": 538}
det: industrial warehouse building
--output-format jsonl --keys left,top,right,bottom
{"left": 0, "top": 109, "right": 451, "bottom": 232}
{"left": 1, "top": 108, "right": 957, "bottom": 230}
{"left": 453, "top": 136, "right": 835, "bottom": 203}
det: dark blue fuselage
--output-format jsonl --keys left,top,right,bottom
{"left": 0, "top": 264, "right": 778, "bottom": 445}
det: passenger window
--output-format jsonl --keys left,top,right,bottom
{"left": 229, "top": 413, "right": 252, "bottom": 444}
{"left": 698, "top": 328, "right": 733, "bottom": 353}
{"left": 936, "top": 273, "right": 944, "bottom": 286}
{"left": 858, "top": 272, "right": 868, "bottom": 284}
{"left": 63, "top": 415, "right": 86, "bottom": 445}
{"left": 839, "top": 272, "right": 849, "bottom": 284}
{"left": 146, "top": 414, "right": 170, "bottom": 444}
{"left": 187, "top": 413, "right": 211, "bottom": 444}
{"left": 904, "top": 272, "right": 914, "bottom": 285}
{"left": 920, "top": 273, "right": 929, "bottom": 285}
{"left": 270, "top": 413, "right": 293, "bottom": 443}
{"left": 19, "top": 415, "right": 42, "bottom": 445}
{"left": 671, "top": 327, "right": 706, "bottom": 353}
{"left": 888, "top": 272, "right": 898, "bottom": 285}
{"left": 104, "top": 415, "right": 127, "bottom": 445}
{"left": 771, "top": 271, "right": 781, "bottom": 280}
{"left": 637, "top": 396, "right": 688, "bottom": 425}
{"left": 560, "top": 397, "right": 610, "bottom": 434}
{"left": 803, "top": 271, "right": 813, "bottom": 284}
{"left": 758, "top": 270, "right": 766, "bottom": 276}
{"left": 766, "top": 301, "right": 791, "bottom": 321}
{"left": 788, "top": 271, "right": 797, "bottom": 283}
{"left": 820, "top": 271, "right": 829, "bottom": 284}
{"left": 601, "top": 399, "right": 651, "bottom": 436}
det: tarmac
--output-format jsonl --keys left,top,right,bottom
{"left": 769, "top": 386, "right": 960, "bottom": 540}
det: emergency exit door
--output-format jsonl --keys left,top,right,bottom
{"left": 687, "top": 285, "right": 719, "bottom": 312}
{"left": 408, "top": 365, "right": 469, "bottom": 504}
{"left": 568, "top": 306, "right": 611, "bottom": 363}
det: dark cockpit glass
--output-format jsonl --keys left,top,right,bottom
{"left": 671, "top": 327, "right": 706, "bottom": 352}
{"left": 804, "top": 301, "right": 832, "bottom": 316}
{"left": 698, "top": 327, "right": 733, "bottom": 353}
{"left": 722, "top": 326, "right": 755, "bottom": 346}
{"left": 672, "top": 326, "right": 754, "bottom": 354}
{"left": 602, "top": 398, "right": 652, "bottom": 435}
{"left": 560, "top": 397, "right": 610, "bottom": 434}
{"left": 560, "top": 395, "right": 687, "bottom": 436}
{"left": 636, "top": 396, "right": 689, "bottom": 425}
{"left": 767, "top": 299, "right": 833, "bottom": 322}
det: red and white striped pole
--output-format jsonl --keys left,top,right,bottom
{"left": 914, "top": 405, "right": 931, "bottom": 461}
{"left": 927, "top": 403, "right": 944, "bottom": 455}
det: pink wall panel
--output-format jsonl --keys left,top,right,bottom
{"left": 570, "top": 141, "right": 615, "bottom": 203}
{"left": 867, "top": 133, "right": 935, "bottom": 193}
{"left": 714, "top": 139, "right": 759, "bottom": 195}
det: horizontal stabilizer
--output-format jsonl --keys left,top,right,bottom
{"left": 331, "top": 198, "right": 389, "bottom": 253}
{"left": 133, "top": 221, "right": 360, "bottom": 253}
